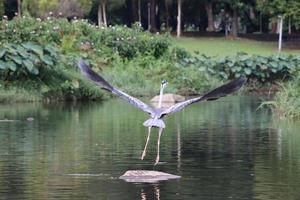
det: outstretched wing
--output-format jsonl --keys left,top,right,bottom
{"left": 160, "top": 76, "right": 247, "bottom": 117}
{"left": 78, "top": 60, "right": 154, "bottom": 115}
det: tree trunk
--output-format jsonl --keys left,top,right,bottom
{"left": 177, "top": 0, "right": 182, "bottom": 37}
{"left": 0, "top": 0, "right": 4, "bottom": 16}
{"left": 230, "top": 8, "right": 238, "bottom": 38}
{"left": 259, "top": 13, "right": 262, "bottom": 33}
{"left": 150, "top": 0, "right": 157, "bottom": 32}
{"left": 138, "top": 0, "right": 141, "bottom": 23}
{"left": 249, "top": 6, "right": 255, "bottom": 19}
{"left": 278, "top": 16, "right": 283, "bottom": 52}
{"left": 205, "top": 1, "right": 214, "bottom": 32}
{"left": 131, "top": 0, "right": 138, "bottom": 23}
{"left": 147, "top": 2, "right": 151, "bottom": 30}
{"left": 165, "top": 0, "right": 169, "bottom": 28}
{"left": 17, "top": 0, "right": 21, "bottom": 16}
{"left": 102, "top": 0, "right": 107, "bottom": 26}
{"left": 98, "top": 1, "right": 103, "bottom": 26}
{"left": 98, "top": 0, "right": 107, "bottom": 27}
{"left": 288, "top": 16, "right": 292, "bottom": 35}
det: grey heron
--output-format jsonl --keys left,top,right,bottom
{"left": 78, "top": 60, "right": 246, "bottom": 165}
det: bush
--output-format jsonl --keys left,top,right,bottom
{"left": 0, "top": 17, "right": 171, "bottom": 59}
{"left": 95, "top": 54, "right": 222, "bottom": 96}
{"left": 261, "top": 81, "right": 300, "bottom": 119}
{"left": 178, "top": 52, "right": 300, "bottom": 82}
{"left": 0, "top": 42, "right": 58, "bottom": 77}
{"left": 0, "top": 17, "right": 174, "bottom": 102}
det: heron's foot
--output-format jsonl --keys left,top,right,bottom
{"left": 154, "top": 156, "right": 160, "bottom": 165}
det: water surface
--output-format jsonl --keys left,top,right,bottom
{"left": 0, "top": 96, "right": 300, "bottom": 200}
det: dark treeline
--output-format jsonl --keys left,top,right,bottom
{"left": 1, "top": 0, "right": 300, "bottom": 38}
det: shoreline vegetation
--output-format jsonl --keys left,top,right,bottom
{"left": 0, "top": 16, "right": 299, "bottom": 120}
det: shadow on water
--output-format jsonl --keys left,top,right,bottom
{"left": 0, "top": 96, "right": 300, "bottom": 199}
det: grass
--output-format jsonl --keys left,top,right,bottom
{"left": 0, "top": 85, "right": 42, "bottom": 103}
{"left": 260, "top": 81, "right": 300, "bottom": 119}
{"left": 172, "top": 37, "right": 300, "bottom": 56}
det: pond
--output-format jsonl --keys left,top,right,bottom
{"left": 0, "top": 96, "right": 300, "bottom": 200}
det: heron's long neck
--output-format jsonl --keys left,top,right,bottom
{"left": 158, "top": 86, "right": 164, "bottom": 108}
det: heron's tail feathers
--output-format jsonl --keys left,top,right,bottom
{"left": 143, "top": 119, "right": 165, "bottom": 128}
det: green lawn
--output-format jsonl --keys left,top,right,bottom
{"left": 173, "top": 37, "right": 300, "bottom": 56}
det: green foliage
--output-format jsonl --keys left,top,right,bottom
{"left": 96, "top": 23, "right": 170, "bottom": 59}
{"left": 171, "top": 46, "right": 191, "bottom": 61}
{"left": 22, "top": 0, "right": 92, "bottom": 18}
{"left": 0, "top": 80, "right": 43, "bottom": 102}
{"left": 0, "top": 17, "right": 170, "bottom": 60}
{"left": 260, "top": 80, "right": 300, "bottom": 119}
{"left": 257, "top": 0, "right": 300, "bottom": 28}
{"left": 178, "top": 52, "right": 300, "bottom": 82}
{"left": 60, "top": 34, "right": 77, "bottom": 54}
{"left": 0, "top": 0, "right": 4, "bottom": 17}
{"left": 172, "top": 37, "right": 300, "bottom": 56}
{"left": 98, "top": 54, "right": 222, "bottom": 96}
{"left": 0, "top": 16, "right": 90, "bottom": 44}
{"left": 0, "top": 42, "right": 58, "bottom": 76}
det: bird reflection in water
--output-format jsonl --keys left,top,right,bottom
{"left": 140, "top": 184, "right": 161, "bottom": 200}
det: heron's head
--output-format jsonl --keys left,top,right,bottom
{"left": 161, "top": 80, "right": 168, "bottom": 89}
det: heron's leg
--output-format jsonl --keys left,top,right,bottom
{"left": 155, "top": 128, "right": 163, "bottom": 165}
{"left": 141, "top": 127, "right": 152, "bottom": 160}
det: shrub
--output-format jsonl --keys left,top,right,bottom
{"left": 95, "top": 54, "right": 222, "bottom": 96}
{"left": 171, "top": 46, "right": 191, "bottom": 61}
{"left": 260, "top": 80, "right": 300, "bottom": 119}
{"left": 0, "top": 42, "right": 58, "bottom": 77}
{"left": 0, "top": 17, "right": 171, "bottom": 59}
{"left": 178, "top": 52, "right": 300, "bottom": 82}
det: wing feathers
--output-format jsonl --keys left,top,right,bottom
{"left": 78, "top": 60, "right": 114, "bottom": 91}
{"left": 78, "top": 60, "right": 154, "bottom": 115}
{"left": 78, "top": 59, "right": 246, "bottom": 118}
{"left": 201, "top": 76, "right": 247, "bottom": 101}
{"left": 160, "top": 76, "right": 246, "bottom": 116}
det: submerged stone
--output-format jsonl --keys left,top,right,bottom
{"left": 119, "top": 170, "right": 181, "bottom": 183}
{"left": 27, "top": 117, "right": 34, "bottom": 121}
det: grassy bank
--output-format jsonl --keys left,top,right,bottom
{"left": 1, "top": 16, "right": 299, "bottom": 104}
{"left": 261, "top": 79, "right": 300, "bottom": 119}
{"left": 0, "top": 83, "right": 42, "bottom": 103}
{"left": 173, "top": 37, "right": 300, "bottom": 56}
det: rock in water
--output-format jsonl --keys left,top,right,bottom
{"left": 151, "top": 93, "right": 185, "bottom": 103}
{"left": 119, "top": 170, "right": 181, "bottom": 183}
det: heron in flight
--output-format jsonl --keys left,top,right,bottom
{"left": 78, "top": 60, "right": 246, "bottom": 165}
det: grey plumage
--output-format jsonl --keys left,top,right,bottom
{"left": 79, "top": 60, "right": 154, "bottom": 115}
{"left": 78, "top": 59, "right": 246, "bottom": 164}
{"left": 78, "top": 59, "right": 246, "bottom": 124}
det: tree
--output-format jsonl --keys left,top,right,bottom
{"left": 205, "top": 0, "right": 214, "bottom": 32}
{"left": 32, "top": 0, "right": 60, "bottom": 17}
{"left": 129, "top": 0, "right": 138, "bottom": 23}
{"left": 138, "top": 0, "right": 141, "bottom": 23}
{"left": 22, "top": 0, "right": 36, "bottom": 15}
{"left": 58, "top": 0, "right": 92, "bottom": 18}
{"left": 177, "top": 0, "right": 182, "bottom": 37}
{"left": 149, "top": 0, "right": 158, "bottom": 32}
{"left": 20, "top": 0, "right": 91, "bottom": 18}
{"left": 98, "top": 0, "right": 107, "bottom": 26}
{"left": 256, "top": 0, "right": 300, "bottom": 51}
{"left": 0, "top": 0, "right": 4, "bottom": 16}
{"left": 218, "top": 0, "right": 247, "bottom": 38}
{"left": 17, "top": 0, "right": 21, "bottom": 16}
{"left": 257, "top": 0, "right": 300, "bottom": 33}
